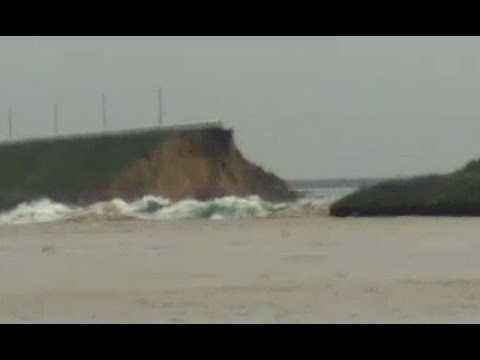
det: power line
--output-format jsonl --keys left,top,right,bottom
{"left": 8, "top": 107, "right": 12, "bottom": 139}
{"left": 3, "top": 88, "right": 173, "bottom": 140}
{"left": 53, "top": 104, "right": 58, "bottom": 135}
{"left": 101, "top": 93, "right": 107, "bottom": 130}
{"left": 158, "top": 88, "right": 163, "bottom": 126}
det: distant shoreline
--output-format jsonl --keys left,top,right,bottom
{"left": 288, "top": 178, "right": 384, "bottom": 189}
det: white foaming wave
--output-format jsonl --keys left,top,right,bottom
{"left": 0, "top": 191, "right": 346, "bottom": 225}
{"left": 0, "top": 198, "right": 74, "bottom": 224}
{"left": 137, "top": 196, "right": 287, "bottom": 220}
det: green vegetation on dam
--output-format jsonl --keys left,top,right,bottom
{"left": 330, "top": 159, "right": 480, "bottom": 217}
{"left": 0, "top": 124, "right": 296, "bottom": 211}
{"left": 0, "top": 127, "right": 180, "bottom": 209}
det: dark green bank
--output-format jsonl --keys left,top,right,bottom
{"left": 330, "top": 159, "right": 480, "bottom": 217}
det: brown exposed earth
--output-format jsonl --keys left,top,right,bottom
{"left": 106, "top": 128, "right": 297, "bottom": 203}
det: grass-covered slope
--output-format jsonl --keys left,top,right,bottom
{"left": 330, "top": 159, "right": 480, "bottom": 217}
{"left": 0, "top": 128, "right": 172, "bottom": 209}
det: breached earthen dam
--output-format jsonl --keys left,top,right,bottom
{"left": 0, "top": 122, "right": 297, "bottom": 211}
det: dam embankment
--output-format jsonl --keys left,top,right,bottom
{"left": 0, "top": 123, "right": 297, "bottom": 211}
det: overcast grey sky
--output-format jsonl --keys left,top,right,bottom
{"left": 1, "top": 36, "right": 480, "bottom": 179}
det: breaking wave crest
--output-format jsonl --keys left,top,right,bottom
{"left": 0, "top": 192, "right": 345, "bottom": 225}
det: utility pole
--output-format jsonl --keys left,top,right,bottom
{"left": 8, "top": 107, "right": 12, "bottom": 139}
{"left": 101, "top": 93, "right": 107, "bottom": 130}
{"left": 158, "top": 88, "right": 163, "bottom": 126}
{"left": 53, "top": 104, "right": 58, "bottom": 135}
